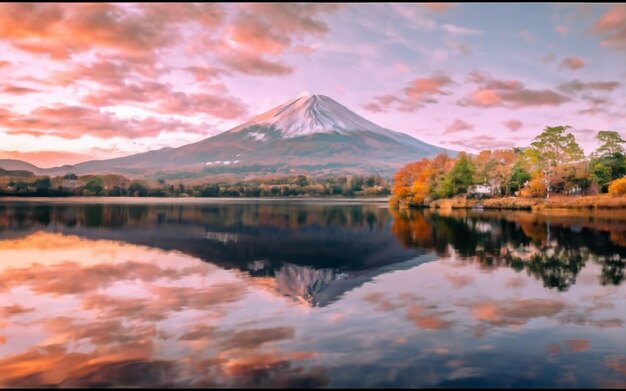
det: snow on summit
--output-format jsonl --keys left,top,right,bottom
{"left": 231, "top": 94, "right": 393, "bottom": 139}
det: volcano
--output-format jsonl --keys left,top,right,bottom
{"left": 9, "top": 94, "right": 451, "bottom": 177}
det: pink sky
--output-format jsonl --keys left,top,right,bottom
{"left": 0, "top": 3, "right": 624, "bottom": 167}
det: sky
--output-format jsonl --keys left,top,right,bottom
{"left": 0, "top": 3, "right": 625, "bottom": 168}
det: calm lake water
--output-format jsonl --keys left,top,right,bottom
{"left": 1, "top": 199, "right": 625, "bottom": 388}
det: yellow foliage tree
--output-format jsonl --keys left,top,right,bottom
{"left": 608, "top": 178, "right": 626, "bottom": 196}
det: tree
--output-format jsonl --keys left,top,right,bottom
{"left": 429, "top": 153, "right": 455, "bottom": 199}
{"left": 443, "top": 152, "right": 475, "bottom": 196}
{"left": 506, "top": 159, "right": 531, "bottom": 195}
{"left": 527, "top": 125, "right": 584, "bottom": 199}
{"left": 390, "top": 159, "right": 434, "bottom": 206}
{"left": 128, "top": 180, "right": 148, "bottom": 196}
{"left": 34, "top": 177, "right": 51, "bottom": 195}
{"left": 594, "top": 130, "right": 625, "bottom": 157}
{"left": 84, "top": 177, "right": 104, "bottom": 196}
{"left": 591, "top": 131, "right": 626, "bottom": 192}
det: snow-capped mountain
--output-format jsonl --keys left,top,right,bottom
{"left": 33, "top": 94, "right": 452, "bottom": 177}
{"left": 232, "top": 94, "right": 398, "bottom": 138}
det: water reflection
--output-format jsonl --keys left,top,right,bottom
{"left": 390, "top": 208, "right": 626, "bottom": 290}
{"left": 0, "top": 202, "right": 423, "bottom": 306}
{"left": 0, "top": 201, "right": 625, "bottom": 387}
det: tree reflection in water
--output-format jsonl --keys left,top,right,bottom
{"left": 390, "top": 208, "right": 626, "bottom": 290}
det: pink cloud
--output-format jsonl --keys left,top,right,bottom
{"left": 559, "top": 57, "right": 586, "bottom": 70}
{"left": 421, "top": 3, "right": 456, "bottom": 12}
{"left": 0, "top": 3, "right": 225, "bottom": 59}
{"left": 215, "top": 4, "right": 342, "bottom": 75}
{"left": 364, "top": 74, "right": 454, "bottom": 113}
{"left": 0, "top": 105, "right": 205, "bottom": 140}
{"left": 566, "top": 339, "right": 591, "bottom": 353}
{"left": 503, "top": 119, "right": 523, "bottom": 131}
{"left": 460, "top": 71, "right": 570, "bottom": 108}
{"left": 445, "top": 119, "right": 474, "bottom": 134}
{"left": 219, "top": 52, "right": 294, "bottom": 76}
{"left": 592, "top": 4, "right": 626, "bottom": 50}
{"left": 447, "top": 135, "right": 518, "bottom": 151}
{"left": 1, "top": 85, "right": 40, "bottom": 94}
{"left": 292, "top": 44, "right": 317, "bottom": 54}
{"left": 394, "top": 62, "right": 409, "bottom": 73}
{"left": 556, "top": 25, "right": 568, "bottom": 35}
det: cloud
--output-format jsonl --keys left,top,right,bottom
{"left": 566, "top": 339, "right": 590, "bottom": 352}
{"left": 459, "top": 71, "right": 571, "bottom": 108}
{"left": 445, "top": 274, "right": 475, "bottom": 289}
{"left": 1, "top": 85, "right": 40, "bottom": 94}
{"left": 421, "top": 3, "right": 456, "bottom": 12}
{"left": 78, "top": 77, "right": 247, "bottom": 119}
{"left": 466, "top": 298, "right": 566, "bottom": 327}
{"left": 440, "top": 23, "right": 482, "bottom": 36}
{"left": 447, "top": 135, "right": 517, "bottom": 151}
{"left": 220, "top": 327, "right": 295, "bottom": 350}
{"left": 556, "top": 25, "right": 568, "bottom": 35}
{"left": 215, "top": 4, "right": 342, "bottom": 75}
{"left": 0, "top": 304, "right": 34, "bottom": 317}
{"left": 558, "top": 79, "right": 621, "bottom": 93}
{"left": 405, "top": 304, "right": 454, "bottom": 330}
{"left": 503, "top": 119, "right": 523, "bottom": 131}
{"left": 0, "top": 105, "right": 206, "bottom": 140}
{"left": 559, "top": 57, "right": 586, "bottom": 70}
{"left": 592, "top": 5, "right": 626, "bottom": 50}
{"left": 0, "top": 3, "right": 225, "bottom": 59}
{"left": 445, "top": 119, "right": 474, "bottom": 134}
{"left": 219, "top": 52, "right": 294, "bottom": 76}
{"left": 292, "top": 44, "right": 317, "bottom": 54}
{"left": 363, "top": 74, "right": 454, "bottom": 113}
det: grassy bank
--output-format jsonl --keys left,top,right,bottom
{"left": 398, "top": 194, "right": 626, "bottom": 211}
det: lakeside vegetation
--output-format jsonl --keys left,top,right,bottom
{"left": 390, "top": 127, "right": 626, "bottom": 210}
{"left": 0, "top": 173, "right": 390, "bottom": 198}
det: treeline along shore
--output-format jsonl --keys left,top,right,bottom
{"left": 390, "top": 126, "right": 626, "bottom": 211}
{"left": 0, "top": 172, "right": 390, "bottom": 198}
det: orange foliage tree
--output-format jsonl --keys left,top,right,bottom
{"left": 608, "top": 178, "right": 626, "bottom": 196}
{"left": 391, "top": 158, "right": 433, "bottom": 206}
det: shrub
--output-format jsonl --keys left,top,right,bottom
{"left": 608, "top": 177, "right": 626, "bottom": 196}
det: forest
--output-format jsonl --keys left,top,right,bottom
{"left": 0, "top": 173, "right": 390, "bottom": 198}
{"left": 390, "top": 127, "right": 626, "bottom": 208}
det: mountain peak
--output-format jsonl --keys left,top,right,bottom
{"left": 231, "top": 94, "right": 390, "bottom": 139}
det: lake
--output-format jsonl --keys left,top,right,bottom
{"left": 0, "top": 199, "right": 625, "bottom": 388}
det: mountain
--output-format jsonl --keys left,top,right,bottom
{"left": 16, "top": 95, "right": 453, "bottom": 178}
{"left": 0, "top": 159, "right": 45, "bottom": 175}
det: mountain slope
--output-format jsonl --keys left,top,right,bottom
{"left": 44, "top": 94, "right": 453, "bottom": 177}
{"left": 0, "top": 159, "right": 45, "bottom": 175}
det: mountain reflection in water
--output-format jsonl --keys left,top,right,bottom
{"left": 0, "top": 200, "right": 625, "bottom": 388}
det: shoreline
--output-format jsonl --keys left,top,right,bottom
{"left": 394, "top": 194, "right": 626, "bottom": 211}
{"left": 0, "top": 196, "right": 391, "bottom": 205}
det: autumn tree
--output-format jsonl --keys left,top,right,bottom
{"left": 526, "top": 125, "right": 584, "bottom": 199}
{"left": 391, "top": 158, "right": 432, "bottom": 206}
{"left": 429, "top": 153, "right": 455, "bottom": 199}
